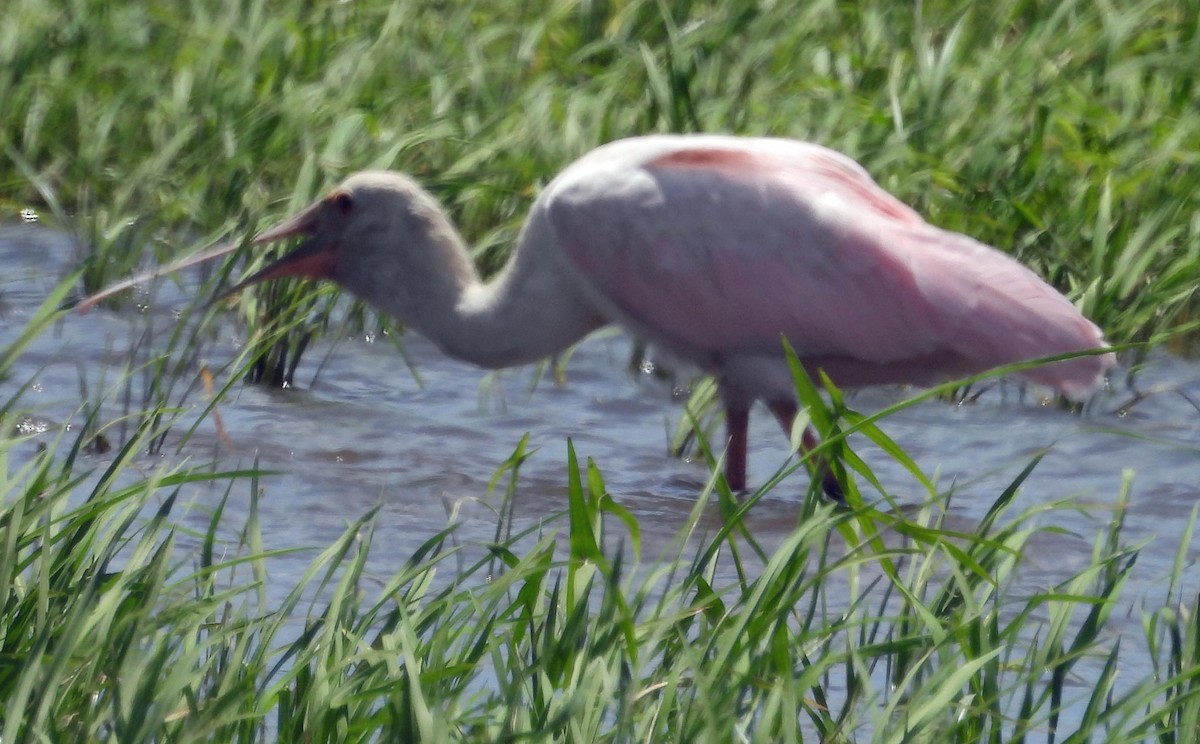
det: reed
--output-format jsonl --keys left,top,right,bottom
{"left": 1, "top": 0, "right": 1198, "bottom": 740}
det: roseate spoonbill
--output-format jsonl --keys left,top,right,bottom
{"left": 225, "top": 135, "right": 1115, "bottom": 494}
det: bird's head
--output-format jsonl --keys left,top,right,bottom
{"left": 225, "top": 171, "right": 471, "bottom": 307}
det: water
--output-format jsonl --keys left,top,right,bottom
{"left": 3, "top": 224, "right": 1199, "bottom": 726}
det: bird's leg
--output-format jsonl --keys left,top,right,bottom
{"left": 722, "top": 402, "right": 750, "bottom": 493}
{"left": 767, "top": 400, "right": 845, "bottom": 503}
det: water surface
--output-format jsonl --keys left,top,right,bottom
{"left": 3, "top": 224, "right": 1198, "bottom": 721}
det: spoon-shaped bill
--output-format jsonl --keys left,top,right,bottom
{"left": 221, "top": 201, "right": 336, "bottom": 298}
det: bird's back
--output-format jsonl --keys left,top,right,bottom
{"left": 538, "top": 135, "right": 1113, "bottom": 398}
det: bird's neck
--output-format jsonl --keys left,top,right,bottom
{"left": 364, "top": 211, "right": 603, "bottom": 370}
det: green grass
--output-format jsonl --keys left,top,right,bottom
{"left": 2, "top": 0, "right": 1200, "bottom": 740}
{"left": 1, "top": 366, "right": 1198, "bottom": 741}
{"left": 3, "top": 0, "right": 1198, "bottom": 352}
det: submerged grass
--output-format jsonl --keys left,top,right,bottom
{"left": 2, "top": 0, "right": 1200, "bottom": 740}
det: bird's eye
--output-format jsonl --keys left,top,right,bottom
{"left": 330, "top": 191, "right": 354, "bottom": 214}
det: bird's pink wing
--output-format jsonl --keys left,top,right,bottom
{"left": 544, "top": 141, "right": 1111, "bottom": 395}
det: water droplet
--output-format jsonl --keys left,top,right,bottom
{"left": 20, "top": 207, "right": 37, "bottom": 223}
{"left": 639, "top": 360, "right": 655, "bottom": 375}
{"left": 15, "top": 417, "right": 50, "bottom": 435}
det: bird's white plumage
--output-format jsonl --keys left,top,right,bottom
{"left": 232, "top": 134, "right": 1116, "bottom": 492}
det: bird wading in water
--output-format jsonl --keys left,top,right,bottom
{"left": 225, "top": 135, "right": 1116, "bottom": 496}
